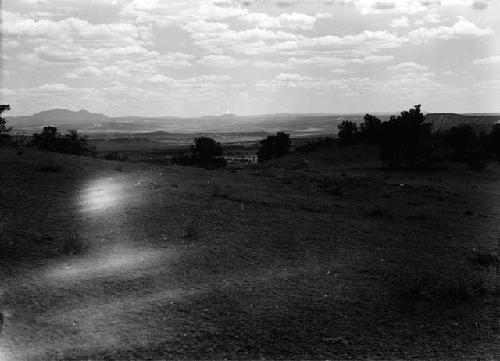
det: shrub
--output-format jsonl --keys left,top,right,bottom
{"left": 31, "top": 127, "right": 94, "bottom": 155}
{"left": 378, "top": 105, "right": 433, "bottom": 168}
{"left": 172, "top": 137, "right": 225, "bottom": 167}
{"left": 104, "top": 151, "right": 129, "bottom": 161}
{"left": 257, "top": 132, "right": 291, "bottom": 162}
{"left": 359, "top": 113, "right": 382, "bottom": 144}
{"left": 485, "top": 123, "right": 500, "bottom": 159}
{"left": 0, "top": 104, "right": 12, "bottom": 144}
{"left": 171, "top": 152, "right": 194, "bottom": 166}
{"left": 446, "top": 125, "right": 478, "bottom": 159}
{"left": 337, "top": 120, "right": 358, "bottom": 145}
{"left": 190, "top": 136, "right": 224, "bottom": 166}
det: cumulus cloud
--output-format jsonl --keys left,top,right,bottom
{"left": 288, "top": 54, "right": 393, "bottom": 67}
{"left": 390, "top": 16, "right": 409, "bottom": 28}
{"left": 254, "top": 60, "right": 292, "bottom": 69}
{"left": 473, "top": 55, "right": 500, "bottom": 65}
{"left": 386, "top": 62, "right": 429, "bottom": 72}
{"left": 409, "top": 16, "right": 493, "bottom": 43}
{"left": 198, "top": 54, "right": 249, "bottom": 67}
{"left": 1, "top": 10, "right": 149, "bottom": 46}
{"left": 255, "top": 72, "right": 371, "bottom": 93}
{"left": 241, "top": 12, "right": 318, "bottom": 30}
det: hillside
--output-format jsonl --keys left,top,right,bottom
{"left": 427, "top": 113, "right": 500, "bottom": 132}
{"left": 0, "top": 145, "right": 498, "bottom": 360}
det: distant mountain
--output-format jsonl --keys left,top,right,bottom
{"left": 10, "top": 109, "right": 109, "bottom": 126}
{"left": 7, "top": 108, "right": 368, "bottom": 135}
{"left": 7, "top": 109, "right": 500, "bottom": 136}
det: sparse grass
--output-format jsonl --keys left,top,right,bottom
{"left": 365, "top": 204, "right": 393, "bottom": 218}
{"left": 395, "top": 261, "right": 499, "bottom": 301}
{"left": 183, "top": 217, "right": 200, "bottom": 240}
{"left": 58, "top": 234, "right": 90, "bottom": 257}
{"left": 37, "top": 164, "right": 62, "bottom": 172}
{"left": 103, "top": 151, "right": 129, "bottom": 162}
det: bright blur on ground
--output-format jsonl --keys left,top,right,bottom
{"left": 0, "top": 147, "right": 498, "bottom": 360}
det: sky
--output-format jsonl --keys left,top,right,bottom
{"left": 0, "top": 0, "right": 499, "bottom": 117}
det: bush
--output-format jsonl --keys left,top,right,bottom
{"left": 31, "top": 127, "right": 94, "bottom": 156}
{"left": 257, "top": 132, "right": 291, "bottom": 162}
{"left": 104, "top": 151, "right": 129, "bottom": 162}
{"left": 359, "top": 114, "right": 382, "bottom": 144}
{"left": 171, "top": 137, "right": 225, "bottom": 168}
{"left": 337, "top": 120, "right": 358, "bottom": 145}
{"left": 190, "top": 136, "right": 224, "bottom": 166}
{"left": 485, "top": 123, "right": 500, "bottom": 159}
{"left": 0, "top": 104, "right": 12, "bottom": 144}
{"left": 446, "top": 125, "right": 478, "bottom": 159}
{"left": 378, "top": 105, "right": 433, "bottom": 168}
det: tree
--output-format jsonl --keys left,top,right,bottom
{"left": 257, "top": 132, "right": 291, "bottom": 162}
{"left": 190, "top": 136, "right": 223, "bottom": 166}
{"left": 378, "top": 104, "right": 433, "bottom": 168}
{"left": 31, "top": 127, "right": 94, "bottom": 155}
{"left": 360, "top": 113, "right": 381, "bottom": 144}
{"left": 32, "top": 126, "right": 59, "bottom": 151}
{"left": 447, "top": 125, "right": 478, "bottom": 159}
{"left": 58, "top": 129, "right": 93, "bottom": 155}
{"left": 0, "top": 104, "right": 12, "bottom": 142}
{"left": 337, "top": 120, "right": 358, "bottom": 145}
{"left": 487, "top": 124, "right": 500, "bottom": 158}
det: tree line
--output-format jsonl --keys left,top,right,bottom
{"left": 2, "top": 104, "right": 500, "bottom": 170}
{"left": 337, "top": 104, "right": 500, "bottom": 169}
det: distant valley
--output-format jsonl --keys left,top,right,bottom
{"left": 7, "top": 109, "right": 500, "bottom": 145}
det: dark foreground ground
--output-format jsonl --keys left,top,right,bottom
{"left": 0, "top": 145, "right": 498, "bottom": 360}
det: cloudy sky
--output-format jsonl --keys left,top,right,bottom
{"left": 1, "top": 0, "right": 499, "bottom": 116}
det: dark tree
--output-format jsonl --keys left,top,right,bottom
{"left": 360, "top": 113, "right": 381, "bottom": 144}
{"left": 0, "top": 104, "right": 12, "bottom": 142}
{"left": 31, "top": 127, "right": 94, "bottom": 155}
{"left": 447, "top": 125, "right": 478, "bottom": 159}
{"left": 257, "top": 132, "right": 291, "bottom": 162}
{"left": 487, "top": 124, "right": 500, "bottom": 158}
{"left": 32, "top": 126, "right": 59, "bottom": 151}
{"left": 190, "top": 136, "right": 223, "bottom": 165}
{"left": 337, "top": 120, "right": 358, "bottom": 145}
{"left": 378, "top": 105, "right": 433, "bottom": 168}
{"left": 59, "top": 129, "right": 93, "bottom": 155}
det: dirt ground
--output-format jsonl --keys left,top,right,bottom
{"left": 0, "top": 145, "right": 498, "bottom": 360}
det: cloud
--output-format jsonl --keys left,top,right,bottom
{"left": 473, "top": 55, "right": 500, "bottom": 65}
{"left": 32, "top": 83, "right": 73, "bottom": 92}
{"left": 390, "top": 16, "right": 409, "bottom": 28}
{"left": 288, "top": 54, "right": 393, "bottom": 67}
{"left": 413, "top": 12, "right": 443, "bottom": 26}
{"left": 255, "top": 72, "right": 371, "bottom": 93}
{"left": 409, "top": 17, "right": 493, "bottom": 43}
{"left": 1, "top": 10, "right": 149, "bottom": 46}
{"left": 120, "top": 0, "right": 247, "bottom": 26}
{"left": 240, "top": 12, "right": 318, "bottom": 30}
{"left": 386, "top": 62, "right": 429, "bottom": 72}
{"left": 254, "top": 60, "right": 292, "bottom": 69}
{"left": 3, "top": 40, "right": 20, "bottom": 50}
{"left": 198, "top": 54, "right": 249, "bottom": 67}
{"left": 472, "top": 1, "right": 488, "bottom": 9}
